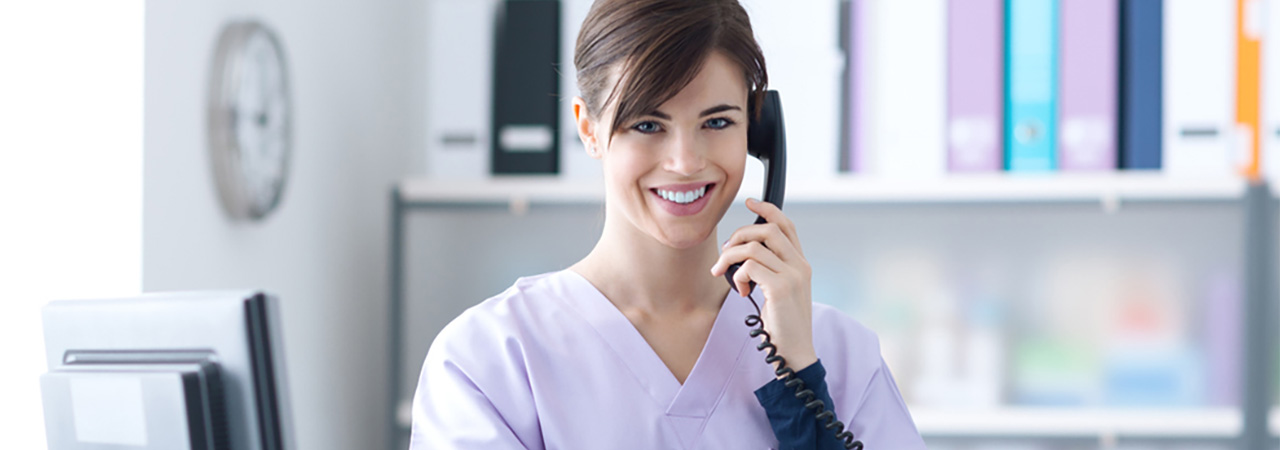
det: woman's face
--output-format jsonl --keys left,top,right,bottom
{"left": 579, "top": 51, "right": 749, "bottom": 250}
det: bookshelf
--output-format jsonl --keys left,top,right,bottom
{"left": 912, "top": 406, "right": 1280, "bottom": 439}
{"left": 386, "top": 174, "right": 1273, "bottom": 449}
{"left": 397, "top": 172, "right": 1246, "bottom": 207}
{"left": 388, "top": 406, "right": 1280, "bottom": 445}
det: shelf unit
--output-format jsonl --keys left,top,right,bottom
{"left": 387, "top": 174, "right": 1274, "bottom": 449}
{"left": 398, "top": 172, "right": 1246, "bottom": 206}
{"left": 389, "top": 405, "right": 1280, "bottom": 446}
{"left": 912, "top": 407, "right": 1280, "bottom": 445}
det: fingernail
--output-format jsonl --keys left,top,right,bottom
{"left": 746, "top": 198, "right": 757, "bottom": 204}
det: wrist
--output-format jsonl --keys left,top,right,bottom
{"left": 775, "top": 351, "right": 817, "bottom": 379}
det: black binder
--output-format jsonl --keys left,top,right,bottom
{"left": 491, "top": 0, "right": 561, "bottom": 175}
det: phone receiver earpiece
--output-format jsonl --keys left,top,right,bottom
{"left": 724, "top": 90, "right": 785, "bottom": 294}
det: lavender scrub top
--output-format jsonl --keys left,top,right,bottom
{"left": 410, "top": 270, "right": 926, "bottom": 449}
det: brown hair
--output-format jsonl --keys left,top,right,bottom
{"left": 574, "top": 0, "right": 768, "bottom": 144}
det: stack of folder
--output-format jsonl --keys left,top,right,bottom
{"left": 420, "top": 0, "right": 1277, "bottom": 184}
{"left": 841, "top": 0, "right": 1271, "bottom": 179}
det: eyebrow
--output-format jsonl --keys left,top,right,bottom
{"left": 644, "top": 104, "right": 742, "bottom": 120}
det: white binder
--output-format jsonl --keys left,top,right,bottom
{"left": 423, "top": 0, "right": 499, "bottom": 180}
{"left": 855, "top": 0, "right": 948, "bottom": 178}
{"left": 1163, "top": 0, "right": 1236, "bottom": 178}
{"left": 1265, "top": 0, "right": 1280, "bottom": 180}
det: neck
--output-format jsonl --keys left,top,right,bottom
{"left": 571, "top": 211, "right": 730, "bottom": 316}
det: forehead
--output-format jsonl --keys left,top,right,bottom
{"left": 655, "top": 51, "right": 748, "bottom": 114}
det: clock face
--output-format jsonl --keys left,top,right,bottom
{"left": 208, "top": 21, "right": 292, "bottom": 221}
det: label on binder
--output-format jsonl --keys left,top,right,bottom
{"left": 500, "top": 125, "right": 554, "bottom": 153}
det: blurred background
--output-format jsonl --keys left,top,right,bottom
{"left": 2, "top": 0, "right": 1278, "bottom": 449}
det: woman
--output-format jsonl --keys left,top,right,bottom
{"left": 410, "top": 1, "right": 925, "bottom": 448}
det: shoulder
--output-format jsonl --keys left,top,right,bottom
{"left": 426, "top": 270, "right": 570, "bottom": 363}
{"left": 811, "top": 302, "right": 882, "bottom": 361}
{"left": 413, "top": 274, "right": 564, "bottom": 448}
{"left": 809, "top": 302, "right": 888, "bottom": 402}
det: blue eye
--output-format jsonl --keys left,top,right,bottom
{"left": 632, "top": 121, "right": 662, "bottom": 134}
{"left": 705, "top": 117, "right": 734, "bottom": 130}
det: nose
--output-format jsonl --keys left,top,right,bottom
{"left": 662, "top": 129, "right": 706, "bottom": 176}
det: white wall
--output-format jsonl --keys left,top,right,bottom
{"left": 0, "top": 1, "right": 144, "bottom": 448}
{"left": 144, "top": 0, "right": 423, "bottom": 448}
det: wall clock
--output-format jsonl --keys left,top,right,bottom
{"left": 207, "top": 20, "right": 292, "bottom": 221}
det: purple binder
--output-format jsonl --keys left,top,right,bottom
{"left": 1058, "top": 0, "right": 1118, "bottom": 171}
{"left": 1204, "top": 271, "right": 1241, "bottom": 406}
{"left": 947, "top": 0, "right": 1004, "bottom": 172}
{"left": 847, "top": 0, "right": 872, "bottom": 173}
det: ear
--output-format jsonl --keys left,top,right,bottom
{"left": 573, "top": 96, "right": 603, "bottom": 160}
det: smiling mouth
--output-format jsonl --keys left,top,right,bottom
{"left": 651, "top": 183, "right": 715, "bottom": 204}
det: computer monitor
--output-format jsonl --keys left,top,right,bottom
{"left": 40, "top": 291, "right": 294, "bottom": 450}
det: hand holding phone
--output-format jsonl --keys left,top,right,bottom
{"left": 709, "top": 90, "right": 863, "bottom": 448}
{"left": 714, "top": 197, "right": 818, "bottom": 371}
{"left": 711, "top": 89, "right": 814, "bottom": 368}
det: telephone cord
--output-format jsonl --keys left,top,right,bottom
{"left": 744, "top": 292, "right": 864, "bottom": 450}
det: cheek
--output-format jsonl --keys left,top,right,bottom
{"left": 711, "top": 134, "right": 749, "bottom": 175}
{"left": 604, "top": 136, "right": 660, "bottom": 167}
{"left": 600, "top": 141, "right": 656, "bottom": 185}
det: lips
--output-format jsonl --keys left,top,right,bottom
{"left": 649, "top": 182, "right": 716, "bottom": 217}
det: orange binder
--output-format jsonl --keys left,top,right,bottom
{"left": 1238, "top": 0, "right": 1262, "bottom": 180}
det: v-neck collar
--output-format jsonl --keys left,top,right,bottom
{"left": 558, "top": 269, "right": 754, "bottom": 419}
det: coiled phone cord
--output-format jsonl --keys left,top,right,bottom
{"left": 744, "top": 292, "right": 864, "bottom": 450}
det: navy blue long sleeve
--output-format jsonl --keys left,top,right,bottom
{"left": 754, "top": 360, "right": 853, "bottom": 450}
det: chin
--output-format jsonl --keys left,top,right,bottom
{"left": 654, "top": 201, "right": 734, "bottom": 250}
{"left": 656, "top": 226, "right": 715, "bottom": 250}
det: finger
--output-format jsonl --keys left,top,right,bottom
{"left": 711, "top": 240, "right": 785, "bottom": 276}
{"left": 732, "top": 259, "right": 779, "bottom": 296}
{"left": 721, "top": 223, "right": 801, "bottom": 263}
{"left": 744, "top": 198, "right": 795, "bottom": 237}
{"left": 744, "top": 198, "right": 803, "bottom": 255}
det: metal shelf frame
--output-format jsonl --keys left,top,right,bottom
{"left": 386, "top": 177, "right": 1275, "bottom": 450}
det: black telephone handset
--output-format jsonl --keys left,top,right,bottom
{"left": 730, "top": 91, "right": 864, "bottom": 450}
{"left": 723, "top": 90, "right": 787, "bottom": 293}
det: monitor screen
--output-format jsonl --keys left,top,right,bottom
{"left": 41, "top": 291, "right": 294, "bottom": 450}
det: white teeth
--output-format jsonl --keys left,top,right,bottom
{"left": 657, "top": 186, "right": 707, "bottom": 204}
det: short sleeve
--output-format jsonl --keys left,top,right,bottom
{"left": 409, "top": 310, "right": 544, "bottom": 450}
{"left": 803, "top": 304, "right": 928, "bottom": 449}
{"left": 841, "top": 357, "right": 927, "bottom": 449}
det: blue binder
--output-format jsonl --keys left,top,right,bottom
{"left": 1119, "top": 0, "right": 1162, "bottom": 170}
{"left": 1005, "top": 0, "right": 1058, "bottom": 172}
